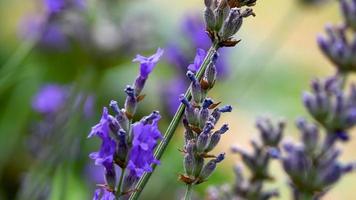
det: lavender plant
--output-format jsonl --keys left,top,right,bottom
{"left": 178, "top": 56, "right": 232, "bottom": 198}
{"left": 127, "top": 1, "right": 257, "bottom": 199}
{"left": 88, "top": 49, "right": 164, "bottom": 199}
{"left": 279, "top": 0, "right": 356, "bottom": 199}
{"left": 206, "top": 118, "right": 284, "bottom": 200}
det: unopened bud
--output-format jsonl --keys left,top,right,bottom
{"left": 199, "top": 153, "right": 225, "bottom": 180}
{"left": 124, "top": 86, "right": 137, "bottom": 117}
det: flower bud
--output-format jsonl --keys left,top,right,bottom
{"left": 204, "top": 61, "right": 217, "bottom": 88}
{"left": 183, "top": 118, "right": 195, "bottom": 141}
{"left": 186, "top": 140, "right": 197, "bottom": 155}
{"left": 134, "top": 76, "right": 146, "bottom": 96}
{"left": 141, "top": 110, "right": 160, "bottom": 124}
{"left": 214, "top": 0, "right": 229, "bottom": 31}
{"left": 205, "top": 124, "right": 229, "bottom": 152}
{"left": 116, "top": 109, "right": 130, "bottom": 133}
{"left": 193, "top": 156, "right": 204, "bottom": 177}
{"left": 109, "top": 100, "right": 120, "bottom": 114}
{"left": 219, "top": 105, "right": 233, "bottom": 112}
{"left": 187, "top": 71, "right": 203, "bottom": 104}
{"left": 116, "top": 129, "right": 128, "bottom": 162}
{"left": 204, "top": 7, "right": 216, "bottom": 31}
{"left": 184, "top": 154, "right": 195, "bottom": 176}
{"left": 180, "top": 94, "right": 199, "bottom": 125}
{"left": 108, "top": 115, "right": 121, "bottom": 134}
{"left": 199, "top": 153, "right": 225, "bottom": 180}
{"left": 197, "top": 132, "right": 210, "bottom": 152}
{"left": 124, "top": 85, "right": 137, "bottom": 117}
{"left": 221, "top": 8, "right": 242, "bottom": 39}
{"left": 199, "top": 108, "right": 210, "bottom": 129}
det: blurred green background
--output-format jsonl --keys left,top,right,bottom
{"left": 0, "top": 0, "right": 355, "bottom": 199}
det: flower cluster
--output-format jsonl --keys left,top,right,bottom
{"left": 88, "top": 49, "right": 163, "bottom": 199}
{"left": 282, "top": 118, "right": 354, "bottom": 200}
{"left": 179, "top": 50, "right": 232, "bottom": 188}
{"left": 204, "top": 0, "right": 255, "bottom": 47}
{"left": 317, "top": 0, "right": 356, "bottom": 73}
{"left": 280, "top": 1, "right": 356, "bottom": 198}
{"left": 303, "top": 76, "right": 356, "bottom": 141}
{"left": 206, "top": 118, "right": 283, "bottom": 200}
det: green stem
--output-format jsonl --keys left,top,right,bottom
{"left": 338, "top": 72, "right": 348, "bottom": 89}
{"left": 116, "top": 168, "right": 126, "bottom": 199}
{"left": 184, "top": 184, "right": 193, "bottom": 200}
{"left": 297, "top": 192, "right": 314, "bottom": 200}
{"left": 128, "top": 41, "right": 219, "bottom": 200}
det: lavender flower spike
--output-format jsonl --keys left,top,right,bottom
{"left": 132, "top": 48, "right": 164, "bottom": 95}
{"left": 89, "top": 48, "right": 164, "bottom": 199}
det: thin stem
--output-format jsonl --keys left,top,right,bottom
{"left": 338, "top": 72, "right": 348, "bottom": 89}
{"left": 184, "top": 184, "right": 193, "bottom": 200}
{"left": 297, "top": 192, "right": 314, "bottom": 200}
{"left": 116, "top": 168, "right": 126, "bottom": 199}
{"left": 128, "top": 41, "right": 219, "bottom": 200}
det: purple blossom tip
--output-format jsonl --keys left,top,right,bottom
{"left": 88, "top": 107, "right": 109, "bottom": 138}
{"left": 219, "top": 105, "right": 233, "bottom": 112}
{"left": 335, "top": 130, "right": 349, "bottom": 141}
{"left": 188, "top": 48, "right": 207, "bottom": 72}
{"left": 186, "top": 70, "right": 197, "bottom": 82}
{"left": 133, "top": 48, "right": 164, "bottom": 79}
{"left": 179, "top": 94, "right": 190, "bottom": 107}
{"left": 212, "top": 52, "right": 219, "bottom": 63}
{"left": 125, "top": 85, "right": 135, "bottom": 97}
{"left": 109, "top": 100, "right": 120, "bottom": 114}
{"left": 202, "top": 98, "right": 214, "bottom": 109}
{"left": 203, "top": 121, "right": 214, "bottom": 133}
{"left": 216, "top": 153, "right": 225, "bottom": 162}
{"left": 220, "top": 124, "right": 229, "bottom": 134}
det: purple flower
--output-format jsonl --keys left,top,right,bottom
{"left": 133, "top": 48, "right": 164, "bottom": 79}
{"left": 45, "top": 0, "right": 66, "bottom": 13}
{"left": 32, "top": 84, "right": 68, "bottom": 114}
{"left": 92, "top": 188, "right": 115, "bottom": 200}
{"left": 88, "top": 107, "right": 110, "bottom": 138}
{"left": 127, "top": 114, "right": 162, "bottom": 178}
{"left": 88, "top": 108, "right": 116, "bottom": 168}
{"left": 44, "top": 0, "right": 86, "bottom": 14}
{"left": 188, "top": 48, "right": 206, "bottom": 72}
